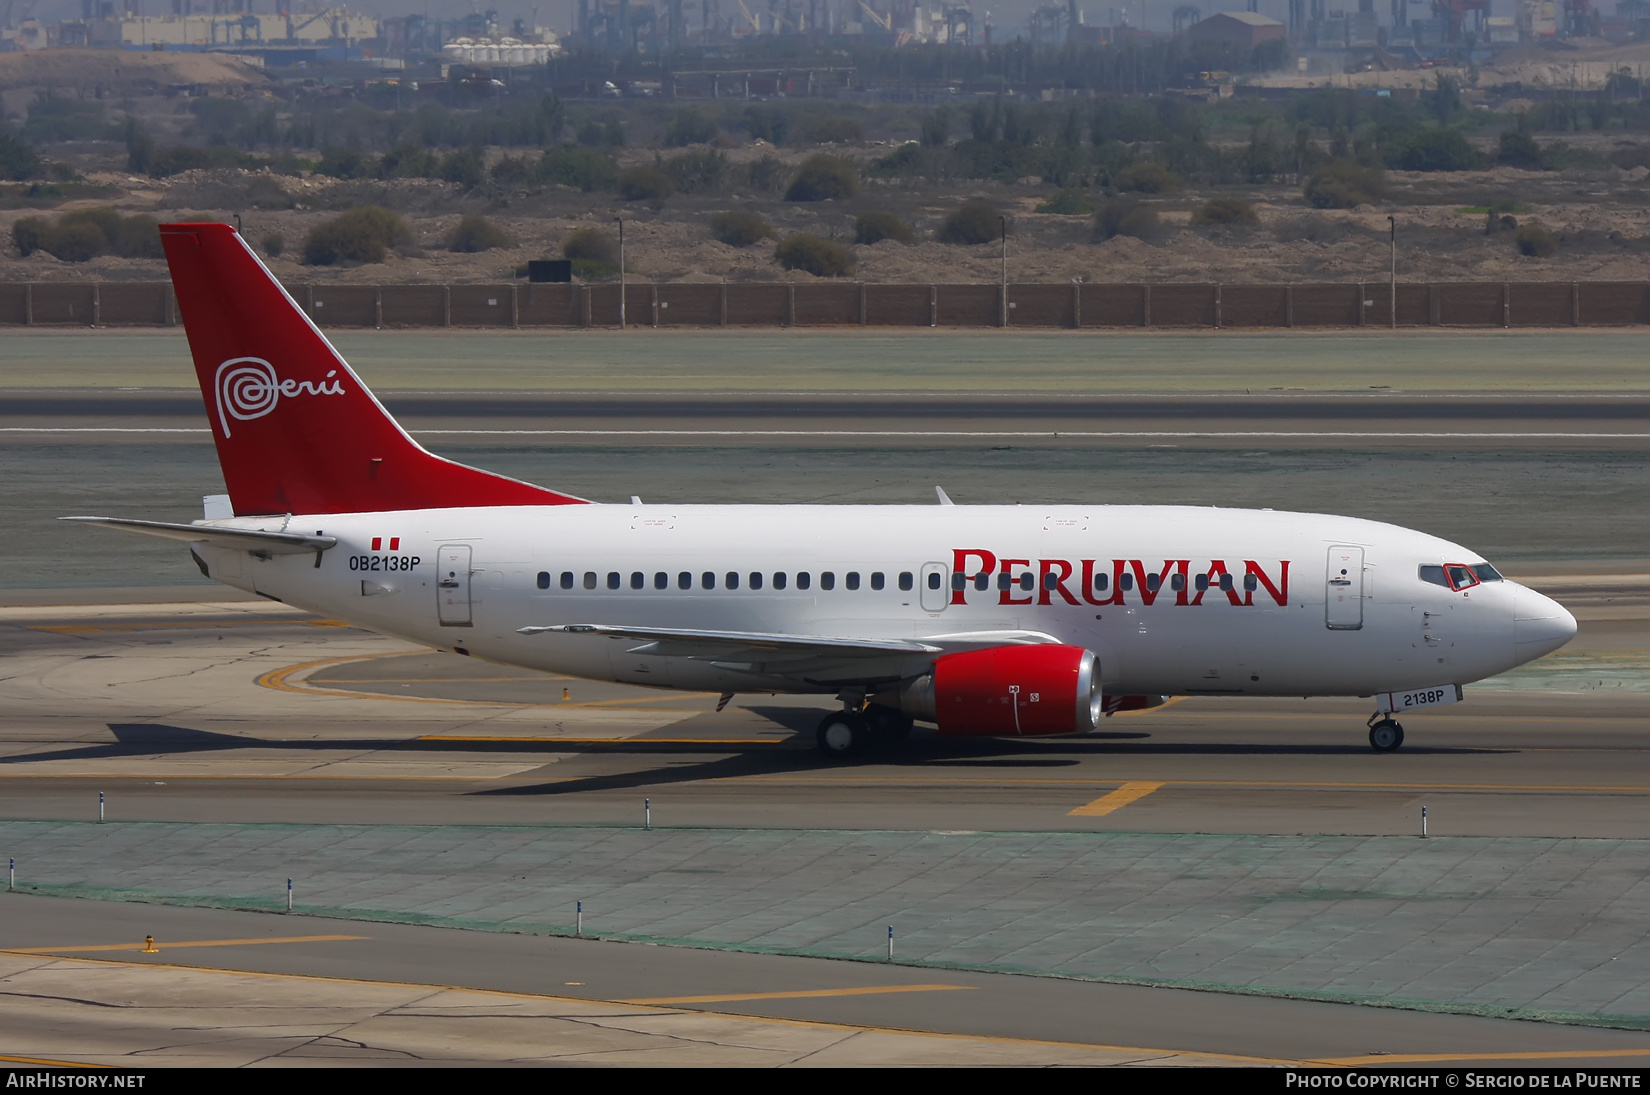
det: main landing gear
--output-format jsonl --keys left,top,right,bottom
{"left": 815, "top": 703, "right": 914, "bottom": 758}
{"left": 1367, "top": 714, "right": 1406, "bottom": 752}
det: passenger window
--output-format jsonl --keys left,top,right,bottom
{"left": 1094, "top": 572, "right": 1109, "bottom": 592}
{"left": 1243, "top": 573, "right": 1258, "bottom": 592}
{"left": 797, "top": 572, "right": 811, "bottom": 590}
{"left": 1445, "top": 564, "right": 1479, "bottom": 591}
{"left": 750, "top": 572, "right": 764, "bottom": 590}
{"left": 1170, "top": 573, "right": 1185, "bottom": 592}
{"left": 583, "top": 572, "right": 597, "bottom": 590}
{"left": 821, "top": 572, "right": 835, "bottom": 591}
{"left": 1041, "top": 571, "right": 1056, "bottom": 591}
{"left": 846, "top": 572, "right": 860, "bottom": 590}
{"left": 726, "top": 572, "right": 740, "bottom": 590}
{"left": 1120, "top": 572, "right": 1135, "bottom": 592}
{"left": 1145, "top": 573, "right": 1161, "bottom": 593}
{"left": 1418, "top": 565, "right": 1449, "bottom": 588}
{"left": 630, "top": 572, "right": 644, "bottom": 590}
{"left": 951, "top": 572, "right": 966, "bottom": 591}
{"left": 537, "top": 572, "right": 550, "bottom": 590}
{"left": 974, "top": 572, "right": 989, "bottom": 592}
{"left": 654, "top": 571, "right": 668, "bottom": 590}
{"left": 871, "top": 572, "right": 885, "bottom": 590}
{"left": 997, "top": 572, "right": 1011, "bottom": 591}
{"left": 1195, "top": 574, "right": 1209, "bottom": 592}
{"left": 702, "top": 572, "right": 716, "bottom": 590}
{"left": 1472, "top": 563, "right": 1504, "bottom": 583}
{"left": 1018, "top": 573, "right": 1033, "bottom": 592}
{"left": 1219, "top": 574, "right": 1234, "bottom": 592}
{"left": 899, "top": 572, "right": 914, "bottom": 591}
{"left": 560, "top": 571, "right": 574, "bottom": 590}
{"left": 774, "top": 572, "right": 788, "bottom": 590}
{"left": 606, "top": 572, "right": 620, "bottom": 590}
{"left": 928, "top": 572, "right": 942, "bottom": 590}
{"left": 678, "top": 571, "right": 692, "bottom": 590}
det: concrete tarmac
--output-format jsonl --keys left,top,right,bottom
{"left": 1, "top": 599, "right": 1649, "bottom": 1063}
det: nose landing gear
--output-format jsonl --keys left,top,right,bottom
{"left": 1367, "top": 714, "right": 1405, "bottom": 752}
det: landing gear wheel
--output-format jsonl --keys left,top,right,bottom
{"left": 1368, "top": 718, "right": 1405, "bottom": 752}
{"left": 862, "top": 704, "right": 913, "bottom": 744}
{"left": 816, "top": 712, "right": 865, "bottom": 759}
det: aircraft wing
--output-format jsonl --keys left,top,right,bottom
{"left": 518, "top": 623, "right": 1059, "bottom": 681}
{"left": 61, "top": 516, "right": 337, "bottom": 556}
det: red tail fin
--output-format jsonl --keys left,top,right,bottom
{"left": 159, "top": 222, "right": 586, "bottom": 516}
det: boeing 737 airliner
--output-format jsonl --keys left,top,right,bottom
{"left": 68, "top": 222, "right": 1577, "bottom": 756}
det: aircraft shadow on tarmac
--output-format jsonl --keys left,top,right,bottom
{"left": 0, "top": 722, "right": 1509, "bottom": 789}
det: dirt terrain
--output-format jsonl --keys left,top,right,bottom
{"left": 4, "top": 150, "right": 1649, "bottom": 288}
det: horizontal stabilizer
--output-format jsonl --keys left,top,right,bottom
{"left": 61, "top": 516, "right": 337, "bottom": 555}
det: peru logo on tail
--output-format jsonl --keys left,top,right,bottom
{"left": 214, "top": 357, "right": 346, "bottom": 438}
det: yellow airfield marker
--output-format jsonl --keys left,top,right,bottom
{"left": 1068, "top": 781, "right": 1166, "bottom": 817}
{"left": 622, "top": 984, "right": 975, "bottom": 1005}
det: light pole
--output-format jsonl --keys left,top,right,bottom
{"left": 1387, "top": 215, "right": 1396, "bottom": 330}
{"left": 999, "top": 215, "right": 1008, "bottom": 328}
{"left": 615, "top": 216, "right": 626, "bottom": 330}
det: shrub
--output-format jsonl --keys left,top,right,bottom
{"left": 1035, "top": 189, "right": 1095, "bottom": 215}
{"left": 1515, "top": 223, "right": 1557, "bottom": 258}
{"left": 661, "top": 148, "right": 727, "bottom": 194}
{"left": 11, "top": 216, "right": 47, "bottom": 256}
{"left": 562, "top": 227, "right": 619, "bottom": 264}
{"left": 853, "top": 209, "right": 915, "bottom": 245}
{"left": 302, "top": 206, "right": 411, "bottom": 265}
{"left": 1395, "top": 128, "right": 1481, "bottom": 172}
{"left": 936, "top": 199, "right": 1003, "bottom": 245}
{"left": 618, "top": 164, "right": 674, "bottom": 203}
{"left": 448, "top": 214, "right": 510, "bottom": 253}
{"left": 1115, "top": 160, "right": 1181, "bottom": 194}
{"left": 0, "top": 131, "right": 40, "bottom": 181}
{"left": 1499, "top": 130, "right": 1546, "bottom": 170}
{"left": 784, "top": 154, "right": 858, "bottom": 202}
{"left": 12, "top": 207, "right": 161, "bottom": 262}
{"left": 1304, "top": 160, "right": 1387, "bottom": 209}
{"left": 439, "top": 148, "right": 486, "bottom": 190}
{"left": 746, "top": 154, "right": 789, "bottom": 193}
{"left": 260, "top": 231, "right": 285, "bottom": 258}
{"left": 538, "top": 145, "right": 618, "bottom": 191}
{"left": 1094, "top": 199, "right": 1161, "bottom": 241}
{"left": 381, "top": 142, "right": 441, "bottom": 179}
{"left": 775, "top": 233, "right": 855, "bottom": 277}
{"left": 710, "top": 209, "right": 774, "bottom": 247}
{"left": 1191, "top": 197, "right": 1258, "bottom": 226}
{"left": 42, "top": 221, "right": 106, "bottom": 263}
{"left": 802, "top": 114, "right": 864, "bottom": 144}
{"left": 663, "top": 109, "right": 718, "bottom": 147}
{"left": 106, "top": 213, "right": 163, "bottom": 259}
{"left": 317, "top": 146, "right": 373, "bottom": 179}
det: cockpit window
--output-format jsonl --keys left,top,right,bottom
{"left": 1472, "top": 563, "right": 1503, "bottom": 583}
{"left": 1419, "top": 565, "right": 1449, "bottom": 588}
{"left": 1445, "top": 564, "right": 1480, "bottom": 591}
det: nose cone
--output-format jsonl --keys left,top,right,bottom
{"left": 1513, "top": 584, "right": 1578, "bottom": 662}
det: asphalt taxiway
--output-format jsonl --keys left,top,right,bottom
{"left": 1, "top": 596, "right": 1648, "bottom": 1064}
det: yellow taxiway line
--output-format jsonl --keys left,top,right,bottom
{"left": 1068, "top": 781, "right": 1165, "bottom": 816}
{"left": 622, "top": 984, "right": 974, "bottom": 1005}
{"left": 7, "top": 934, "right": 367, "bottom": 955}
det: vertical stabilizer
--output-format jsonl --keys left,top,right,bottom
{"left": 159, "top": 222, "right": 586, "bottom": 516}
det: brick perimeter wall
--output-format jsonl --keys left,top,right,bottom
{"left": 7, "top": 281, "right": 1650, "bottom": 329}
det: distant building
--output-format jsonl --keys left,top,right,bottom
{"left": 1185, "top": 11, "right": 1286, "bottom": 50}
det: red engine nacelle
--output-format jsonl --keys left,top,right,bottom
{"left": 887, "top": 644, "right": 1102, "bottom": 737}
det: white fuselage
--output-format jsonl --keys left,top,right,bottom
{"left": 193, "top": 503, "right": 1576, "bottom": 702}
